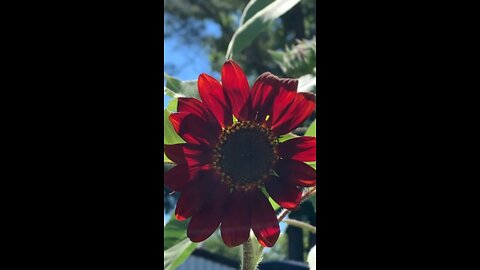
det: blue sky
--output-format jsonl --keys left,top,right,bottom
{"left": 164, "top": 20, "right": 221, "bottom": 107}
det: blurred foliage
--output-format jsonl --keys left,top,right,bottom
{"left": 262, "top": 234, "right": 288, "bottom": 261}
{"left": 269, "top": 37, "right": 316, "bottom": 78}
{"left": 164, "top": 0, "right": 316, "bottom": 78}
{"left": 201, "top": 230, "right": 242, "bottom": 260}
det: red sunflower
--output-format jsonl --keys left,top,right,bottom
{"left": 164, "top": 60, "right": 316, "bottom": 247}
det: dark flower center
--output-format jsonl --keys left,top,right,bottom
{"left": 213, "top": 121, "right": 278, "bottom": 190}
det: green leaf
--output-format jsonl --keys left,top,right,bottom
{"left": 164, "top": 87, "right": 180, "bottom": 99}
{"left": 239, "top": 0, "right": 274, "bottom": 25}
{"left": 164, "top": 109, "right": 185, "bottom": 145}
{"left": 305, "top": 119, "right": 316, "bottom": 137}
{"left": 164, "top": 238, "right": 197, "bottom": 270}
{"left": 226, "top": 0, "right": 301, "bottom": 59}
{"left": 164, "top": 213, "right": 198, "bottom": 270}
{"left": 307, "top": 245, "right": 316, "bottom": 269}
{"left": 261, "top": 187, "right": 281, "bottom": 211}
{"left": 164, "top": 214, "right": 190, "bottom": 250}
{"left": 298, "top": 74, "right": 316, "bottom": 94}
{"left": 164, "top": 73, "right": 199, "bottom": 98}
{"left": 269, "top": 195, "right": 281, "bottom": 211}
{"left": 164, "top": 97, "right": 182, "bottom": 163}
{"left": 306, "top": 162, "right": 316, "bottom": 169}
{"left": 278, "top": 133, "right": 298, "bottom": 142}
{"left": 166, "top": 96, "right": 179, "bottom": 112}
{"left": 164, "top": 152, "right": 172, "bottom": 163}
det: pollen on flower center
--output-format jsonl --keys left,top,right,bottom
{"left": 212, "top": 121, "right": 279, "bottom": 191}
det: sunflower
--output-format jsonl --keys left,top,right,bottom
{"left": 164, "top": 60, "right": 316, "bottom": 247}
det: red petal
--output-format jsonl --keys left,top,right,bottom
{"left": 250, "top": 72, "right": 280, "bottom": 123}
{"left": 220, "top": 190, "right": 252, "bottom": 247}
{"left": 165, "top": 164, "right": 190, "bottom": 191}
{"left": 267, "top": 78, "right": 298, "bottom": 127}
{"left": 277, "top": 136, "right": 316, "bottom": 162}
{"left": 271, "top": 92, "right": 316, "bottom": 135}
{"left": 164, "top": 164, "right": 210, "bottom": 192}
{"left": 177, "top": 97, "right": 219, "bottom": 128}
{"left": 265, "top": 176, "right": 302, "bottom": 210}
{"left": 177, "top": 97, "right": 205, "bottom": 118}
{"left": 250, "top": 191, "right": 280, "bottom": 247}
{"left": 197, "top": 74, "right": 233, "bottom": 127}
{"left": 164, "top": 143, "right": 213, "bottom": 167}
{"left": 169, "top": 112, "right": 220, "bottom": 146}
{"left": 174, "top": 175, "right": 208, "bottom": 220}
{"left": 221, "top": 60, "right": 250, "bottom": 121}
{"left": 275, "top": 159, "right": 317, "bottom": 187}
{"left": 187, "top": 177, "right": 229, "bottom": 242}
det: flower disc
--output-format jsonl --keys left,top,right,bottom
{"left": 216, "top": 121, "right": 277, "bottom": 187}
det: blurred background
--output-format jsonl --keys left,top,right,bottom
{"left": 164, "top": 0, "right": 316, "bottom": 104}
{"left": 164, "top": 0, "right": 316, "bottom": 268}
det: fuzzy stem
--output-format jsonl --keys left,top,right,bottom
{"left": 241, "top": 236, "right": 261, "bottom": 270}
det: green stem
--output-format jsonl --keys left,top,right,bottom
{"left": 241, "top": 236, "right": 262, "bottom": 270}
{"left": 282, "top": 219, "right": 316, "bottom": 234}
